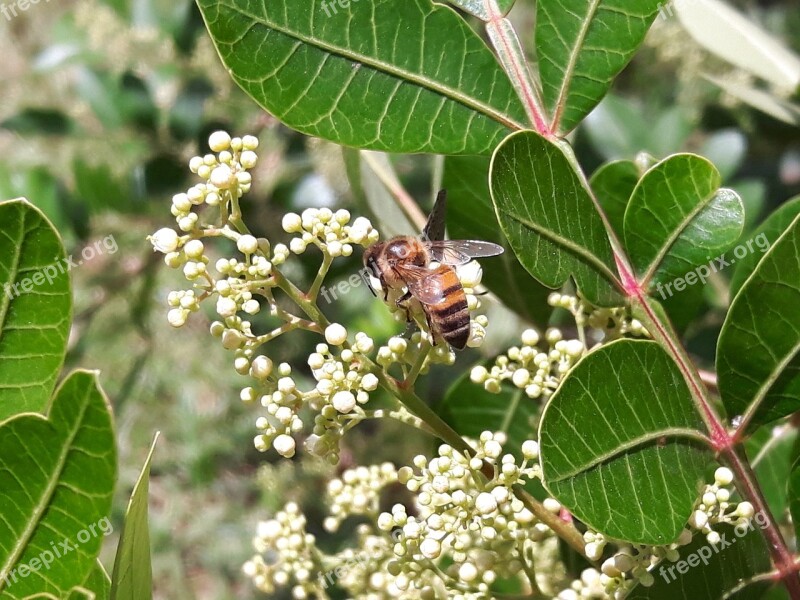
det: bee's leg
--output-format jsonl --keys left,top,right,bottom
{"left": 395, "top": 291, "right": 413, "bottom": 323}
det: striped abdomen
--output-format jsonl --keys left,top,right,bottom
{"left": 428, "top": 266, "right": 470, "bottom": 350}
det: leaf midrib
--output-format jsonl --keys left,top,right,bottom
{"left": 549, "top": 0, "right": 602, "bottom": 132}
{"left": 0, "top": 384, "right": 93, "bottom": 589}
{"left": 547, "top": 427, "right": 709, "bottom": 482}
{"left": 639, "top": 182, "right": 722, "bottom": 287}
{"left": 214, "top": 0, "right": 526, "bottom": 131}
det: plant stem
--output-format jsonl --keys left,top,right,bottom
{"left": 483, "top": 0, "right": 552, "bottom": 137}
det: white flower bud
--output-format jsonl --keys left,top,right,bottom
{"left": 216, "top": 297, "right": 238, "bottom": 318}
{"left": 273, "top": 434, "right": 296, "bottom": 458}
{"left": 150, "top": 228, "right": 180, "bottom": 253}
{"left": 282, "top": 213, "right": 303, "bottom": 233}
{"left": 210, "top": 164, "right": 234, "bottom": 188}
{"left": 522, "top": 440, "right": 539, "bottom": 460}
{"left": 715, "top": 467, "right": 734, "bottom": 486}
{"left": 242, "top": 135, "right": 259, "bottom": 150}
{"left": 475, "top": 492, "right": 498, "bottom": 515}
{"left": 458, "top": 562, "right": 478, "bottom": 583}
{"left": 420, "top": 538, "right": 441, "bottom": 559}
{"left": 332, "top": 391, "right": 356, "bottom": 414}
{"left": 167, "top": 308, "right": 187, "bottom": 328}
{"left": 290, "top": 238, "right": 307, "bottom": 254}
{"left": 521, "top": 329, "right": 540, "bottom": 346}
{"left": 250, "top": 355, "right": 272, "bottom": 379}
{"left": 208, "top": 130, "right": 231, "bottom": 152}
{"left": 707, "top": 531, "right": 721, "bottom": 545}
{"left": 512, "top": 368, "right": 530, "bottom": 387}
{"left": 325, "top": 323, "right": 348, "bottom": 346}
{"left": 736, "top": 502, "right": 755, "bottom": 519}
{"left": 361, "top": 373, "right": 379, "bottom": 391}
{"left": 240, "top": 150, "right": 258, "bottom": 169}
{"left": 237, "top": 234, "right": 259, "bottom": 255}
{"left": 242, "top": 299, "right": 260, "bottom": 315}
{"left": 470, "top": 365, "right": 488, "bottom": 383}
{"left": 543, "top": 498, "right": 561, "bottom": 513}
{"left": 689, "top": 510, "right": 708, "bottom": 530}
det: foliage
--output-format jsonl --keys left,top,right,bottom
{"left": 3, "top": 0, "right": 800, "bottom": 598}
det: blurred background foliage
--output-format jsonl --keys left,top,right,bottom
{"left": 0, "top": 0, "right": 798, "bottom": 597}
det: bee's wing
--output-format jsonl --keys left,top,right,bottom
{"left": 422, "top": 189, "right": 447, "bottom": 242}
{"left": 425, "top": 240, "right": 505, "bottom": 266}
{"left": 394, "top": 264, "right": 449, "bottom": 306}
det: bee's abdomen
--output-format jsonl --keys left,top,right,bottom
{"left": 432, "top": 280, "right": 470, "bottom": 350}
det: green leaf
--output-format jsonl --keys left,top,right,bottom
{"left": 111, "top": 434, "right": 159, "bottom": 600}
{"left": 0, "top": 199, "right": 72, "bottom": 420}
{"left": 717, "top": 214, "right": 800, "bottom": 434}
{"left": 539, "top": 339, "right": 710, "bottom": 544}
{"left": 0, "top": 371, "right": 117, "bottom": 598}
{"left": 443, "top": 0, "right": 515, "bottom": 20}
{"left": 626, "top": 523, "right": 772, "bottom": 600}
{"left": 439, "top": 371, "right": 537, "bottom": 462}
{"left": 67, "top": 560, "right": 111, "bottom": 600}
{"left": 747, "top": 424, "right": 798, "bottom": 519}
{"left": 443, "top": 155, "right": 552, "bottom": 326}
{"left": 536, "top": 0, "right": 662, "bottom": 133}
{"left": 675, "top": 0, "right": 800, "bottom": 91}
{"left": 623, "top": 154, "right": 744, "bottom": 290}
{"left": 590, "top": 159, "right": 639, "bottom": 238}
{"left": 730, "top": 196, "right": 800, "bottom": 298}
{"left": 197, "top": 0, "right": 526, "bottom": 155}
{"left": 489, "top": 131, "right": 624, "bottom": 307}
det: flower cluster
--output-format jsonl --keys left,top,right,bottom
{"left": 324, "top": 463, "right": 399, "bottom": 532}
{"left": 558, "top": 467, "right": 756, "bottom": 599}
{"left": 469, "top": 327, "right": 584, "bottom": 399}
{"left": 548, "top": 292, "right": 649, "bottom": 341}
{"left": 376, "top": 432, "right": 549, "bottom": 596}
{"left": 282, "top": 208, "right": 379, "bottom": 257}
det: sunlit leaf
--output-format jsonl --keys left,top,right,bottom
{"left": 717, "top": 214, "right": 800, "bottom": 434}
{"left": 747, "top": 424, "right": 798, "bottom": 518}
{"left": 536, "top": 0, "right": 662, "bottom": 133}
{"left": 490, "top": 131, "right": 624, "bottom": 306}
{"left": 197, "top": 0, "right": 526, "bottom": 155}
{"left": 0, "top": 199, "right": 72, "bottom": 420}
{"left": 623, "top": 154, "right": 744, "bottom": 290}
{"left": 0, "top": 371, "right": 117, "bottom": 598}
{"left": 539, "top": 339, "right": 711, "bottom": 544}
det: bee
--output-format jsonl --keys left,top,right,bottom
{"left": 363, "top": 190, "right": 504, "bottom": 350}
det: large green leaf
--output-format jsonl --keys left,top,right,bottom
{"left": 730, "top": 196, "right": 800, "bottom": 298}
{"left": 626, "top": 523, "right": 772, "bottom": 600}
{"left": 0, "top": 199, "right": 72, "bottom": 420}
{"left": 443, "top": 155, "right": 551, "bottom": 326}
{"left": 623, "top": 154, "right": 744, "bottom": 291}
{"left": 489, "top": 131, "right": 624, "bottom": 307}
{"left": 536, "top": 0, "right": 662, "bottom": 133}
{"left": 539, "top": 339, "right": 710, "bottom": 544}
{"left": 589, "top": 159, "right": 639, "bottom": 238}
{"left": 0, "top": 371, "right": 117, "bottom": 598}
{"left": 197, "top": 0, "right": 526, "bottom": 155}
{"left": 111, "top": 434, "right": 159, "bottom": 600}
{"left": 717, "top": 215, "right": 800, "bottom": 434}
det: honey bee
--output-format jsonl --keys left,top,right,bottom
{"left": 363, "top": 190, "right": 503, "bottom": 350}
